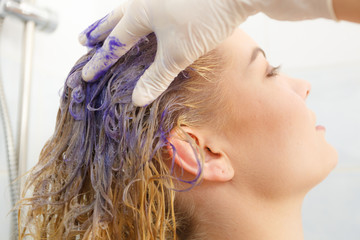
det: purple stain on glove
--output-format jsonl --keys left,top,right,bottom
{"left": 92, "top": 68, "right": 109, "bottom": 82}
{"left": 81, "top": 14, "right": 109, "bottom": 47}
{"left": 83, "top": 48, "right": 116, "bottom": 82}
{"left": 87, "top": 38, "right": 126, "bottom": 81}
{"left": 107, "top": 36, "right": 126, "bottom": 51}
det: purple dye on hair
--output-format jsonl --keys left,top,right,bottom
{"left": 72, "top": 86, "right": 85, "bottom": 104}
{"left": 60, "top": 32, "right": 203, "bottom": 203}
{"left": 66, "top": 71, "right": 82, "bottom": 89}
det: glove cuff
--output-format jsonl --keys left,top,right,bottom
{"left": 327, "top": 0, "right": 339, "bottom": 21}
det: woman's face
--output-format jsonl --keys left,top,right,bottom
{"left": 216, "top": 29, "right": 338, "bottom": 198}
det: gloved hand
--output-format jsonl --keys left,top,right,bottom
{"left": 79, "top": 0, "right": 336, "bottom": 106}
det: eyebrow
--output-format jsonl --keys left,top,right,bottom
{"left": 249, "top": 47, "right": 266, "bottom": 65}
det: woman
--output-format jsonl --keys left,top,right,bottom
{"left": 18, "top": 28, "right": 338, "bottom": 240}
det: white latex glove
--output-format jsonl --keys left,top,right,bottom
{"left": 79, "top": 0, "right": 336, "bottom": 106}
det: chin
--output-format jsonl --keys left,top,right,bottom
{"left": 327, "top": 145, "right": 339, "bottom": 171}
{"left": 317, "top": 144, "right": 339, "bottom": 184}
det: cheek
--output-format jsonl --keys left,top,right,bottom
{"left": 225, "top": 86, "right": 337, "bottom": 197}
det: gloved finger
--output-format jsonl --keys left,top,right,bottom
{"left": 78, "top": 2, "right": 129, "bottom": 47}
{"left": 82, "top": 12, "right": 152, "bottom": 82}
{"left": 132, "top": 48, "right": 189, "bottom": 107}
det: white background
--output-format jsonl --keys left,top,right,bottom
{"left": 0, "top": 0, "right": 359, "bottom": 239}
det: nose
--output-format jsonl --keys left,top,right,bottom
{"left": 288, "top": 77, "right": 311, "bottom": 100}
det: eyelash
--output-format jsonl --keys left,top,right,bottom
{"left": 267, "top": 65, "right": 281, "bottom": 78}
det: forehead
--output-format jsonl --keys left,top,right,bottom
{"left": 217, "top": 28, "right": 259, "bottom": 71}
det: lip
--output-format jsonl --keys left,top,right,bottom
{"left": 310, "top": 110, "right": 325, "bottom": 131}
{"left": 316, "top": 125, "right": 326, "bottom": 131}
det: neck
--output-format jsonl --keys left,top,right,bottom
{"left": 189, "top": 184, "right": 305, "bottom": 240}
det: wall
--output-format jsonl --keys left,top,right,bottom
{"left": 0, "top": 1, "right": 359, "bottom": 239}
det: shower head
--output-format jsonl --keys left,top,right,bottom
{"left": 0, "top": 0, "right": 58, "bottom": 33}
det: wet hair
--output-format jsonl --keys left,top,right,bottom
{"left": 18, "top": 33, "right": 226, "bottom": 239}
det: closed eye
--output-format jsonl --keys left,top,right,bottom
{"left": 267, "top": 65, "right": 281, "bottom": 78}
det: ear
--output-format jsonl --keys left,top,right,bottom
{"left": 167, "top": 127, "right": 234, "bottom": 182}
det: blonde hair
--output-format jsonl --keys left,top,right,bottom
{"left": 18, "top": 33, "right": 226, "bottom": 240}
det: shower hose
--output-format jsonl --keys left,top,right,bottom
{"left": 0, "top": 18, "right": 20, "bottom": 240}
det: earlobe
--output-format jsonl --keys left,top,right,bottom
{"left": 167, "top": 127, "right": 234, "bottom": 182}
{"left": 203, "top": 147, "right": 234, "bottom": 182}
